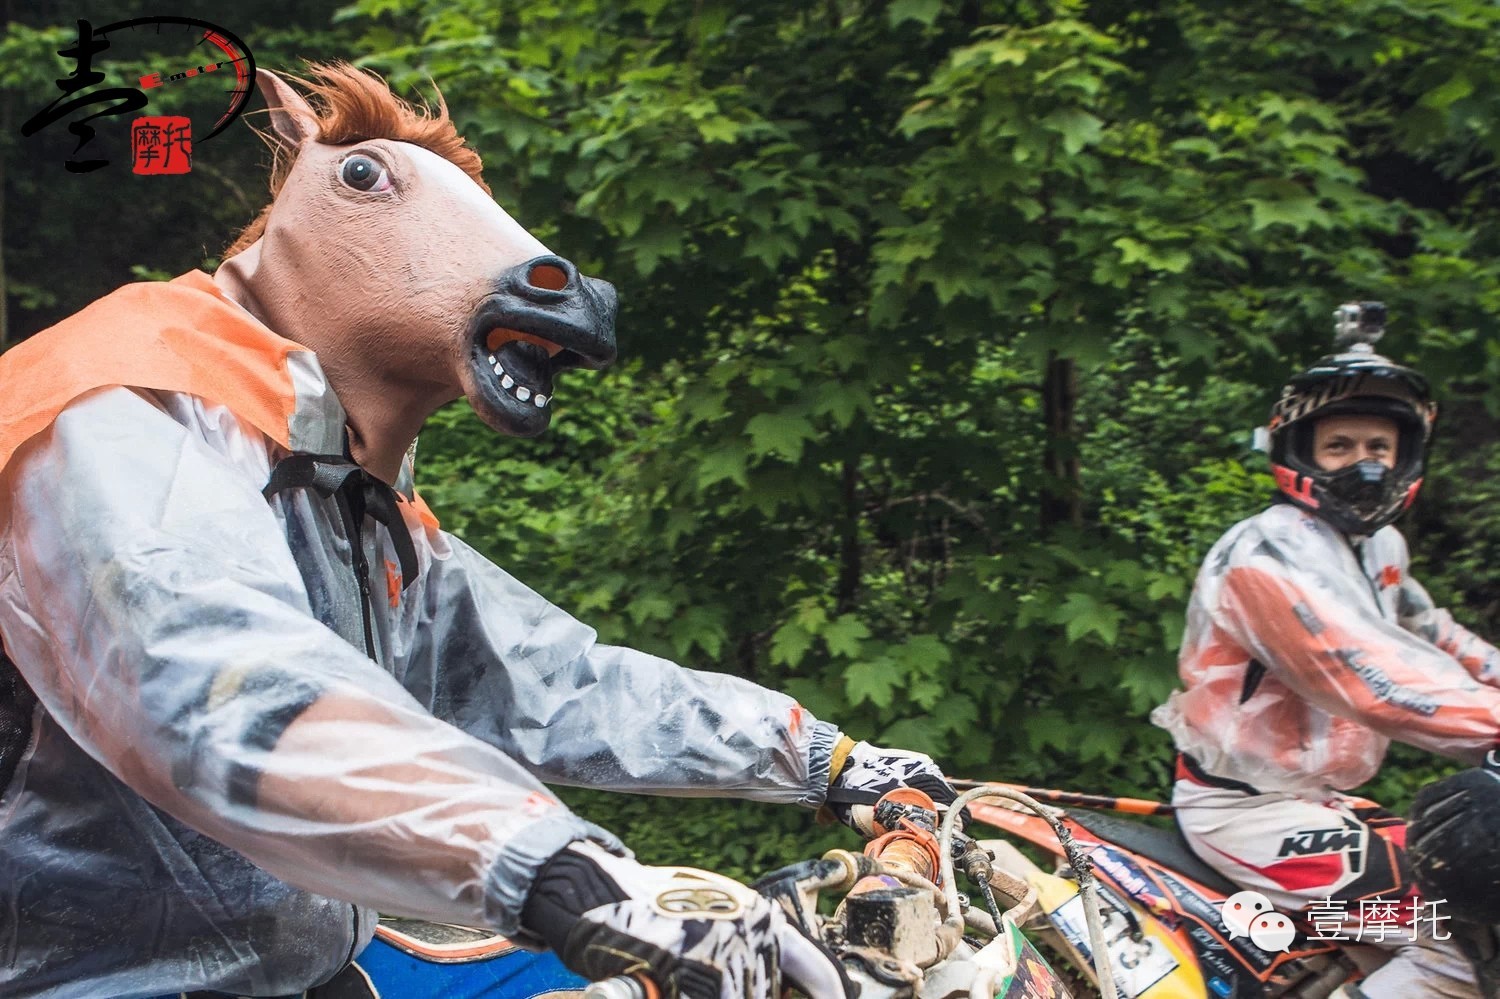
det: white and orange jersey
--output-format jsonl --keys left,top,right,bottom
{"left": 0, "top": 273, "right": 839, "bottom": 997}
{"left": 1152, "top": 502, "right": 1500, "bottom": 796}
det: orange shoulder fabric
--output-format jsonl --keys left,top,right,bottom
{"left": 0, "top": 271, "right": 303, "bottom": 473}
{"left": 403, "top": 493, "right": 442, "bottom": 532}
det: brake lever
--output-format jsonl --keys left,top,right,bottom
{"left": 752, "top": 855, "right": 873, "bottom": 935}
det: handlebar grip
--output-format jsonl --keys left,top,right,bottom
{"left": 583, "top": 976, "right": 648, "bottom": 999}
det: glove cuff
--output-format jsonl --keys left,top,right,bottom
{"left": 827, "top": 734, "right": 860, "bottom": 785}
{"left": 520, "top": 842, "right": 630, "bottom": 953}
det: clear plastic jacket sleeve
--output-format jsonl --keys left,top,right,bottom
{"left": 394, "top": 532, "right": 840, "bottom": 807}
{"left": 1209, "top": 528, "right": 1500, "bottom": 765}
{"left": 1397, "top": 570, "right": 1500, "bottom": 688}
{"left": 0, "top": 387, "right": 602, "bottom": 936}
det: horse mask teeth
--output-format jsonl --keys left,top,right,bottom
{"left": 494, "top": 340, "right": 555, "bottom": 396}
{"left": 462, "top": 259, "right": 616, "bottom": 436}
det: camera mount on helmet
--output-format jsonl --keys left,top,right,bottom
{"left": 1332, "top": 301, "right": 1387, "bottom": 350}
{"left": 1264, "top": 302, "right": 1437, "bottom": 536}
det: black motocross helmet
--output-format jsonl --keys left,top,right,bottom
{"left": 1266, "top": 302, "right": 1438, "bottom": 537}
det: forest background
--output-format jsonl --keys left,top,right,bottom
{"left": 5, "top": 0, "right": 1500, "bottom": 879}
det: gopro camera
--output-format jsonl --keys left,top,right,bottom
{"left": 1333, "top": 301, "right": 1387, "bottom": 342}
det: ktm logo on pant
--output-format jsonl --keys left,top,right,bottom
{"left": 1277, "top": 821, "right": 1365, "bottom": 874}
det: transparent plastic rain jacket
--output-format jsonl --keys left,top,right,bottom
{"left": 0, "top": 273, "right": 839, "bottom": 998}
{"left": 1152, "top": 502, "right": 1500, "bottom": 796}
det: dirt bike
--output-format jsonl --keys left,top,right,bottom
{"left": 353, "top": 778, "right": 1500, "bottom": 999}
{"left": 159, "top": 785, "right": 1110, "bottom": 999}
{"left": 958, "top": 779, "right": 1397, "bottom": 999}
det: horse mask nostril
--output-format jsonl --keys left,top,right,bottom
{"left": 528, "top": 263, "right": 569, "bottom": 292}
{"left": 477, "top": 255, "right": 615, "bottom": 373}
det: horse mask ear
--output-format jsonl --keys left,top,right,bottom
{"left": 257, "top": 70, "right": 321, "bottom": 150}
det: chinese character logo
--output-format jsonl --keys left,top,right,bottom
{"left": 19, "top": 19, "right": 147, "bottom": 173}
{"left": 131, "top": 116, "right": 191, "bottom": 174}
{"left": 1219, "top": 890, "right": 1296, "bottom": 952}
{"left": 19, "top": 15, "right": 254, "bottom": 175}
{"left": 1306, "top": 895, "right": 1451, "bottom": 944}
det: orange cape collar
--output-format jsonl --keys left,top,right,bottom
{"left": 0, "top": 271, "right": 305, "bottom": 473}
{"left": 1, "top": 271, "right": 440, "bottom": 530}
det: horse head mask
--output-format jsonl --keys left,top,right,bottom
{"left": 217, "top": 65, "right": 618, "bottom": 474}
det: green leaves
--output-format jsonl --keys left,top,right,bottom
{"left": 1112, "top": 237, "right": 1192, "bottom": 275}
{"left": 845, "top": 657, "right": 906, "bottom": 711}
{"left": 844, "top": 634, "right": 951, "bottom": 710}
{"left": 696, "top": 445, "right": 750, "bottom": 490}
{"left": 1055, "top": 592, "right": 1122, "bottom": 646}
{"left": 770, "top": 600, "right": 826, "bottom": 669}
{"left": 824, "top": 615, "right": 872, "bottom": 659}
{"left": 745, "top": 411, "right": 816, "bottom": 462}
{"left": 344, "top": 0, "right": 1500, "bottom": 839}
{"left": 1246, "top": 180, "right": 1331, "bottom": 234}
{"left": 1044, "top": 108, "right": 1105, "bottom": 156}
{"left": 888, "top": 0, "right": 945, "bottom": 28}
{"left": 1418, "top": 73, "right": 1474, "bottom": 112}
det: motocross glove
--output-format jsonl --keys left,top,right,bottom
{"left": 1408, "top": 751, "right": 1500, "bottom": 925}
{"left": 520, "top": 840, "right": 851, "bottom": 999}
{"left": 824, "top": 736, "right": 962, "bottom": 837}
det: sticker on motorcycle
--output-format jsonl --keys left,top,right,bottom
{"left": 1050, "top": 888, "right": 1179, "bottom": 998}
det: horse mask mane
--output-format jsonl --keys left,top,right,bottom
{"left": 223, "top": 65, "right": 489, "bottom": 259}
{"left": 214, "top": 64, "right": 618, "bottom": 475}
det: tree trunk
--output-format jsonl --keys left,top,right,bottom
{"left": 835, "top": 456, "right": 861, "bottom": 614}
{"left": 1040, "top": 351, "right": 1081, "bottom": 531}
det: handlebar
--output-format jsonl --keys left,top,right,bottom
{"left": 583, "top": 785, "right": 1119, "bottom": 999}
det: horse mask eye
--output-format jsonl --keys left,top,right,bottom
{"left": 340, "top": 154, "right": 390, "bottom": 192}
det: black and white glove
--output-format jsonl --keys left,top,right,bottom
{"left": 520, "top": 840, "right": 851, "bottom": 999}
{"left": 824, "top": 738, "right": 961, "bottom": 837}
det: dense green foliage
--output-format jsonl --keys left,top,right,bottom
{"left": 7, "top": 0, "right": 1500, "bottom": 877}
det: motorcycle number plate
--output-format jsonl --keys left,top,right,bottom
{"left": 1051, "top": 892, "right": 1180, "bottom": 998}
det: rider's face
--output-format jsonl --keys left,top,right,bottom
{"left": 1313, "top": 414, "right": 1399, "bottom": 472}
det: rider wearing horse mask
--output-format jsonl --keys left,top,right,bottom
{"left": 1151, "top": 303, "right": 1500, "bottom": 999}
{"left": 0, "top": 66, "right": 955, "bottom": 999}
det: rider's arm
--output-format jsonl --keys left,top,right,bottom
{"left": 1397, "top": 571, "right": 1500, "bottom": 687}
{"left": 1213, "top": 552, "right": 1500, "bottom": 763}
{"left": 400, "top": 533, "right": 840, "bottom": 807}
{"left": 0, "top": 387, "right": 606, "bottom": 935}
